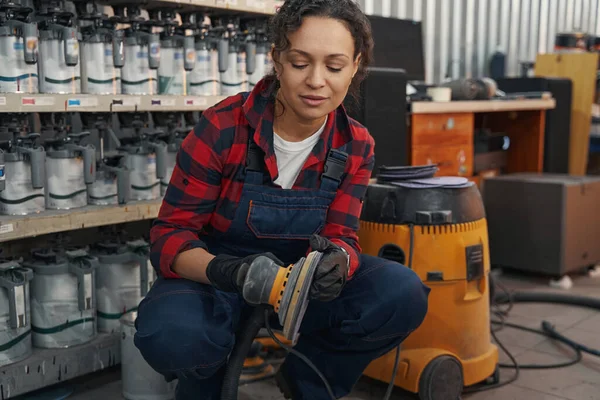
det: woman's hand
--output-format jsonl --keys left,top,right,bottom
{"left": 206, "top": 252, "right": 284, "bottom": 294}
{"left": 308, "top": 234, "right": 349, "bottom": 302}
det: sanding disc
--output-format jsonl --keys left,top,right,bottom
{"left": 282, "top": 251, "right": 322, "bottom": 345}
{"left": 277, "top": 257, "right": 304, "bottom": 328}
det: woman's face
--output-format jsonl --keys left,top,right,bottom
{"left": 274, "top": 16, "right": 360, "bottom": 123}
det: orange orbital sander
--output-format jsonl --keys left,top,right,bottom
{"left": 221, "top": 251, "right": 323, "bottom": 399}
{"left": 241, "top": 250, "right": 323, "bottom": 344}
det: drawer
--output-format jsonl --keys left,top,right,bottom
{"left": 411, "top": 113, "right": 474, "bottom": 146}
{"left": 411, "top": 144, "right": 473, "bottom": 177}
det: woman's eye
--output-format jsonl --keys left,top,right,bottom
{"left": 328, "top": 67, "right": 343, "bottom": 73}
{"left": 292, "top": 64, "right": 308, "bottom": 69}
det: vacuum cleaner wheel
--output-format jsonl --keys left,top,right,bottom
{"left": 418, "top": 355, "right": 464, "bottom": 400}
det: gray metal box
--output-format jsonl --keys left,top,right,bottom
{"left": 483, "top": 173, "right": 600, "bottom": 277}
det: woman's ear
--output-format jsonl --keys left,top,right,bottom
{"left": 352, "top": 54, "right": 362, "bottom": 78}
{"left": 272, "top": 48, "right": 282, "bottom": 78}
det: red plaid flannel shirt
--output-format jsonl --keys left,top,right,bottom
{"left": 150, "top": 78, "right": 375, "bottom": 279}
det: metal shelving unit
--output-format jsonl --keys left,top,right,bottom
{"left": 0, "top": 200, "right": 161, "bottom": 243}
{"left": 0, "top": 333, "right": 120, "bottom": 399}
{"left": 99, "top": 0, "right": 282, "bottom": 15}
{"left": 0, "top": 0, "right": 278, "bottom": 398}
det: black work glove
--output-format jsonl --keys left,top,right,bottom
{"left": 308, "top": 234, "right": 349, "bottom": 302}
{"left": 206, "top": 252, "right": 284, "bottom": 294}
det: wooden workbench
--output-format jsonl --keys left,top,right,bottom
{"left": 407, "top": 96, "right": 556, "bottom": 185}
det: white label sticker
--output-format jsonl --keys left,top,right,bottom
{"left": 65, "top": 38, "right": 78, "bottom": 58}
{"left": 184, "top": 97, "right": 208, "bottom": 107}
{"left": 84, "top": 273, "right": 93, "bottom": 309}
{"left": 0, "top": 223, "right": 14, "bottom": 234}
{"left": 15, "top": 284, "right": 26, "bottom": 327}
{"left": 22, "top": 96, "right": 55, "bottom": 106}
{"left": 113, "top": 96, "right": 141, "bottom": 107}
{"left": 151, "top": 98, "right": 176, "bottom": 107}
{"left": 67, "top": 97, "right": 99, "bottom": 108}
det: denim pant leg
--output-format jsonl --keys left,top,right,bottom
{"left": 280, "top": 254, "right": 431, "bottom": 400}
{"left": 133, "top": 277, "right": 246, "bottom": 400}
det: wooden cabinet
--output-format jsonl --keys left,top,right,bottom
{"left": 411, "top": 144, "right": 473, "bottom": 177}
{"left": 410, "top": 113, "right": 474, "bottom": 177}
{"left": 411, "top": 114, "right": 474, "bottom": 147}
{"left": 407, "top": 98, "right": 556, "bottom": 185}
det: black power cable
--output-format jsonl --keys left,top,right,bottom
{"left": 465, "top": 274, "right": 599, "bottom": 394}
{"left": 258, "top": 258, "right": 600, "bottom": 398}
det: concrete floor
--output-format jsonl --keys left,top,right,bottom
{"left": 15, "top": 268, "right": 600, "bottom": 400}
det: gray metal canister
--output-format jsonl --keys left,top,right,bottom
{"left": 45, "top": 133, "right": 96, "bottom": 210}
{"left": 0, "top": 258, "right": 34, "bottom": 367}
{"left": 121, "top": 135, "right": 167, "bottom": 201}
{"left": 0, "top": 133, "right": 46, "bottom": 216}
{"left": 38, "top": 24, "right": 81, "bottom": 94}
{"left": 121, "top": 30, "right": 160, "bottom": 95}
{"left": 121, "top": 311, "right": 177, "bottom": 400}
{"left": 88, "top": 155, "right": 131, "bottom": 206}
{"left": 23, "top": 248, "right": 98, "bottom": 348}
{"left": 92, "top": 238, "right": 155, "bottom": 333}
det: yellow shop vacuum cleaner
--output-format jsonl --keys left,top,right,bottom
{"left": 357, "top": 174, "right": 499, "bottom": 400}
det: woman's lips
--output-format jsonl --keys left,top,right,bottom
{"left": 300, "top": 95, "right": 328, "bottom": 107}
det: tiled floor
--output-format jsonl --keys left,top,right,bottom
{"left": 16, "top": 268, "right": 600, "bottom": 400}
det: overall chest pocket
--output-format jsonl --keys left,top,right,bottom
{"left": 247, "top": 200, "right": 329, "bottom": 240}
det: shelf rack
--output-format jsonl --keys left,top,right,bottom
{"left": 0, "top": 200, "right": 161, "bottom": 243}
{"left": 98, "top": 0, "right": 283, "bottom": 15}
{"left": 0, "top": 333, "right": 120, "bottom": 399}
{"left": 0, "top": 93, "right": 227, "bottom": 113}
{"left": 0, "top": 0, "right": 283, "bottom": 397}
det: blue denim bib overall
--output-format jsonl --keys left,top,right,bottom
{"left": 201, "top": 138, "right": 348, "bottom": 264}
{"left": 134, "top": 135, "right": 430, "bottom": 400}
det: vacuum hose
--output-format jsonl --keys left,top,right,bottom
{"left": 221, "top": 305, "right": 270, "bottom": 400}
{"left": 494, "top": 288, "right": 600, "bottom": 359}
{"left": 495, "top": 291, "right": 600, "bottom": 310}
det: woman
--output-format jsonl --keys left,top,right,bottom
{"left": 134, "top": 0, "right": 430, "bottom": 399}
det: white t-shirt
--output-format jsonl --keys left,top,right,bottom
{"left": 273, "top": 117, "right": 328, "bottom": 189}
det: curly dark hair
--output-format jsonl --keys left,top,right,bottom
{"left": 264, "top": 0, "right": 374, "bottom": 106}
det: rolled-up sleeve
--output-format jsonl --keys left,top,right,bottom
{"left": 150, "top": 109, "right": 224, "bottom": 278}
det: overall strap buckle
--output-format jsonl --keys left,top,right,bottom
{"left": 246, "top": 140, "right": 264, "bottom": 172}
{"left": 322, "top": 149, "right": 348, "bottom": 184}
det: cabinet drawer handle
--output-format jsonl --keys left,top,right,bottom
{"left": 444, "top": 118, "right": 455, "bottom": 130}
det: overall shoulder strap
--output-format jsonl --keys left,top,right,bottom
{"left": 246, "top": 139, "right": 264, "bottom": 172}
{"left": 320, "top": 145, "right": 349, "bottom": 192}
